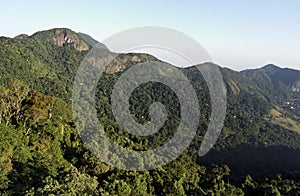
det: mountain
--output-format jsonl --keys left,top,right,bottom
{"left": 31, "top": 28, "right": 90, "bottom": 51}
{"left": 241, "top": 64, "right": 300, "bottom": 133}
{"left": 0, "top": 28, "right": 156, "bottom": 101}
{"left": 242, "top": 64, "right": 300, "bottom": 97}
{"left": 0, "top": 28, "right": 300, "bottom": 195}
{"left": 0, "top": 28, "right": 91, "bottom": 100}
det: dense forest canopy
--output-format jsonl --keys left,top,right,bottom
{"left": 0, "top": 28, "right": 299, "bottom": 195}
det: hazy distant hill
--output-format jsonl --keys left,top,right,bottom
{"left": 242, "top": 64, "right": 300, "bottom": 97}
{"left": 242, "top": 64, "right": 300, "bottom": 132}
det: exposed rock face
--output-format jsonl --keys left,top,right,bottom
{"left": 51, "top": 28, "right": 89, "bottom": 51}
{"left": 228, "top": 79, "right": 240, "bottom": 95}
{"left": 104, "top": 53, "right": 157, "bottom": 74}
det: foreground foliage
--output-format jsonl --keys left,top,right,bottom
{"left": 0, "top": 80, "right": 299, "bottom": 195}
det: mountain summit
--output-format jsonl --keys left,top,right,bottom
{"left": 242, "top": 64, "right": 300, "bottom": 93}
{"left": 31, "top": 28, "right": 90, "bottom": 51}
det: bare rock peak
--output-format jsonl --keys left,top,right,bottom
{"left": 51, "top": 28, "right": 89, "bottom": 51}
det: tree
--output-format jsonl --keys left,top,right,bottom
{"left": 0, "top": 79, "right": 29, "bottom": 125}
{"left": 26, "top": 165, "right": 99, "bottom": 196}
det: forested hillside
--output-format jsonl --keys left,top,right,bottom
{"left": 0, "top": 28, "right": 299, "bottom": 195}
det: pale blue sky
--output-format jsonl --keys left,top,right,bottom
{"left": 1, "top": 0, "right": 299, "bottom": 70}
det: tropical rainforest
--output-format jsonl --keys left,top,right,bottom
{"left": 0, "top": 28, "right": 299, "bottom": 195}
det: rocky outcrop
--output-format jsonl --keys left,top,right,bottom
{"left": 52, "top": 28, "right": 89, "bottom": 51}
{"left": 228, "top": 79, "right": 240, "bottom": 95}
{"left": 31, "top": 28, "right": 90, "bottom": 52}
{"left": 105, "top": 53, "right": 157, "bottom": 74}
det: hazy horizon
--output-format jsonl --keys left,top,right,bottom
{"left": 1, "top": 0, "right": 299, "bottom": 71}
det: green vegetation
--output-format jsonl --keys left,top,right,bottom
{"left": 0, "top": 28, "right": 299, "bottom": 195}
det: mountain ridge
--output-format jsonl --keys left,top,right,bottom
{"left": 0, "top": 27, "right": 300, "bottom": 72}
{"left": 0, "top": 27, "right": 300, "bottom": 194}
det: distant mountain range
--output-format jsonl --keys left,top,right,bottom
{"left": 0, "top": 28, "right": 299, "bottom": 181}
{"left": 243, "top": 64, "right": 300, "bottom": 95}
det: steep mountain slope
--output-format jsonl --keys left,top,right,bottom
{"left": 0, "top": 28, "right": 300, "bottom": 193}
{"left": 197, "top": 65, "right": 300, "bottom": 180}
{"left": 0, "top": 28, "right": 156, "bottom": 101}
{"left": 1, "top": 27, "right": 300, "bottom": 152}
{"left": 0, "top": 28, "right": 90, "bottom": 100}
{"left": 242, "top": 64, "right": 300, "bottom": 133}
